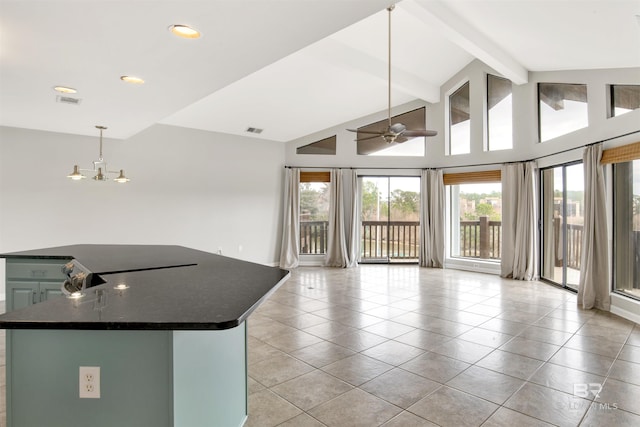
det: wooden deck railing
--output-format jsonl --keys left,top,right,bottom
{"left": 300, "top": 217, "right": 505, "bottom": 261}
{"left": 459, "top": 217, "right": 502, "bottom": 259}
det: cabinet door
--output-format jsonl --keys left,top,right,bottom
{"left": 7, "top": 281, "right": 38, "bottom": 311}
{"left": 40, "top": 282, "right": 64, "bottom": 302}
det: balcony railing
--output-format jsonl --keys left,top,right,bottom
{"left": 300, "top": 220, "right": 327, "bottom": 254}
{"left": 361, "top": 221, "right": 420, "bottom": 261}
{"left": 300, "top": 218, "right": 505, "bottom": 262}
{"left": 458, "top": 217, "right": 502, "bottom": 259}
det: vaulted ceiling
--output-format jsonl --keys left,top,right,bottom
{"left": 1, "top": 0, "right": 638, "bottom": 141}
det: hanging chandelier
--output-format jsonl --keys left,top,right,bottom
{"left": 67, "top": 125, "right": 130, "bottom": 183}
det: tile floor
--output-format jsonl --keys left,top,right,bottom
{"left": 245, "top": 266, "right": 640, "bottom": 427}
{"left": 1, "top": 267, "right": 639, "bottom": 426}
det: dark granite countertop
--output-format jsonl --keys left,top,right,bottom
{"left": 0, "top": 245, "right": 289, "bottom": 330}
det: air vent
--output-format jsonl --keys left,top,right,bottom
{"left": 56, "top": 95, "right": 82, "bottom": 105}
{"left": 246, "top": 127, "right": 263, "bottom": 134}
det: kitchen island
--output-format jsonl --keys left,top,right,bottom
{"left": 0, "top": 245, "right": 289, "bottom": 427}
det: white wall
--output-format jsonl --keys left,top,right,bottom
{"left": 0, "top": 124, "right": 285, "bottom": 292}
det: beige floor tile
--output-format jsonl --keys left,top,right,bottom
{"left": 362, "top": 320, "right": 416, "bottom": 339}
{"left": 581, "top": 403, "right": 640, "bottom": 427}
{"left": 477, "top": 349, "right": 544, "bottom": 380}
{"left": 327, "top": 329, "right": 389, "bottom": 352}
{"left": 608, "top": 358, "right": 640, "bottom": 386}
{"left": 276, "top": 413, "right": 327, "bottom": 427}
{"left": 618, "top": 344, "right": 640, "bottom": 363}
{"left": 271, "top": 370, "right": 352, "bottom": 411}
{"left": 478, "top": 317, "right": 529, "bottom": 335}
{"left": 289, "top": 340, "right": 355, "bottom": 368}
{"left": 596, "top": 378, "right": 640, "bottom": 415}
{"left": 528, "top": 362, "right": 605, "bottom": 396}
{"left": 482, "top": 407, "right": 554, "bottom": 426}
{"left": 517, "top": 325, "right": 574, "bottom": 346}
{"left": 446, "top": 365, "right": 524, "bottom": 404}
{"left": 261, "top": 329, "right": 324, "bottom": 353}
{"left": 407, "top": 385, "right": 498, "bottom": 427}
{"left": 321, "top": 354, "right": 393, "bottom": 386}
{"left": 248, "top": 352, "right": 314, "bottom": 387}
{"left": 457, "top": 327, "right": 514, "bottom": 348}
{"left": 548, "top": 347, "right": 615, "bottom": 377}
{"left": 431, "top": 338, "right": 494, "bottom": 364}
{"left": 499, "top": 336, "right": 561, "bottom": 361}
{"left": 504, "top": 382, "right": 590, "bottom": 427}
{"left": 393, "top": 329, "right": 452, "bottom": 351}
{"left": 361, "top": 340, "right": 424, "bottom": 366}
{"left": 308, "top": 388, "right": 402, "bottom": 427}
{"left": 563, "top": 334, "right": 624, "bottom": 358}
{"left": 401, "top": 351, "right": 470, "bottom": 383}
{"left": 380, "top": 411, "right": 438, "bottom": 427}
{"left": 245, "top": 389, "right": 302, "bottom": 427}
{"left": 360, "top": 368, "right": 440, "bottom": 408}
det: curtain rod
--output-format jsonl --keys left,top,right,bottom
{"left": 285, "top": 130, "right": 640, "bottom": 171}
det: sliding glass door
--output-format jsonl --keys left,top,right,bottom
{"left": 540, "top": 163, "right": 584, "bottom": 290}
{"left": 359, "top": 176, "right": 420, "bottom": 263}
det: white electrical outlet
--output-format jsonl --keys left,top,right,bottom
{"left": 79, "top": 366, "right": 101, "bottom": 398}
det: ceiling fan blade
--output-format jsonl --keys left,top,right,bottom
{"left": 348, "top": 129, "right": 386, "bottom": 135}
{"left": 357, "top": 138, "right": 397, "bottom": 155}
{"left": 402, "top": 129, "right": 438, "bottom": 137}
{"left": 356, "top": 134, "right": 384, "bottom": 142}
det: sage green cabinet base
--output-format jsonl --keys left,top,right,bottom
{"left": 5, "top": 259, "right": 67, "bottom": 311}
{"left": 7, "top": 324, "right": 247, "bottom": 427}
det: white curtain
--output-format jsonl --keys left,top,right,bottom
{"left": 501, "top": 161, "right": 537, "bottom": 280}
{"left": 420, "top": 169, "right": 445, "bottom": 267}
{"left": 279, "top": 168, "right": 300, "bottom": 269}
{"left": 578, "top": 144, "right": 610, "bottom": 310}
{"left": 325, "top": 169, "right": 349, "bottom": 267}
{"left": 345, "top": 169, "right": 360, "bottom": 267}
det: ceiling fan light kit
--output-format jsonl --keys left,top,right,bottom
{"left": 347, "top": 4, "right": 437, "bottom": 146}
{"left": 66, "top": 126, "right": 130, "bottom": 183}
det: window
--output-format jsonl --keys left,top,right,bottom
{"left": 296, "top": 136, "right": 336, "bottom": 155}
{"left": 538, "top": 82, "right": 588, "bottom": 142}
{"left": 299, "top": 172, "right": 330, "bottom": 255}
{"left": 449, "top": 82, "right": 470, "bottom": 155}
{"left": 445, "top": 171, "right": 502, "bottom": 261}
{"left": 610, "top": 84, "right": 640, "bottom": 117}
{"left": 487, "top": 75, "right": 512, "bottom": 151}
{"left": 356, "top": 108, "right": 426, "bottom": 156}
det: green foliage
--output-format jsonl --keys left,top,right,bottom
{"left": 300, "top": 183, "right": 329, "bottom": 221}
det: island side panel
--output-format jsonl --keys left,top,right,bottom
{"left": 173, "top": 324, "right": 248, "bottom": 427}
{"left": 7, "top": 329, "right": 173, "bottom": 427}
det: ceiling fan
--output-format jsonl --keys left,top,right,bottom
{"left": 347, "top": 5, "right": 437, "bottom": 146}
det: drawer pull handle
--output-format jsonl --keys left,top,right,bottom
{"left": 32, "top": 291, "right": 37, "bottom": 304}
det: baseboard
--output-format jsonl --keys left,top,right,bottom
{"left": 610, "top": 293, "right": 640, "bottom": 324}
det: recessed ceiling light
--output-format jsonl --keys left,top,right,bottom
{"left": 54, "top": 86, "right": 77, "bottom": 94}
{"left": 120, "top": 75, "right": 145, "bottom": 84}
{"left": 169, "top": 24, "right": 201, "bottom": 39}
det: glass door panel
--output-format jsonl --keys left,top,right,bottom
{"left": 541, "top": 163, "right": 584, "bottom": 290}
{"left": 360, "top": 176, "right": 420, "bottom": 263}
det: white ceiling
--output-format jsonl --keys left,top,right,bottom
{"left": 1, "top": 0, "right": 639, "bottom": 141}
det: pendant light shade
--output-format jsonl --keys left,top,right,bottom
{"left": 67, "top": 126, "right": 130, "bottom": 183}
{"left": 67, "top": 165, "right": 86, "bottom": 180}
{"left": 93, "top": 167, "right": 107, "bottom": 181}
{"left": 114, "top": 170, "right": 130, "bottom": 183}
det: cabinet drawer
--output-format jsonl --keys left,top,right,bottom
{"left": 6, "top": 260, "right": 68, "bottom": 280}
